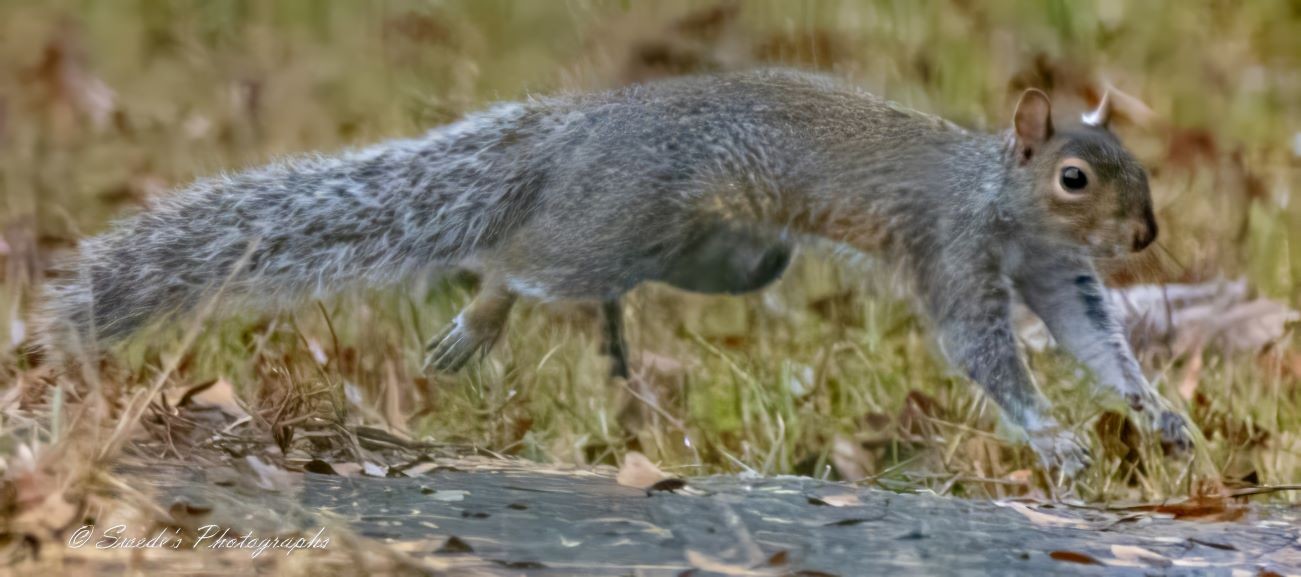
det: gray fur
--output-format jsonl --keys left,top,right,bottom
{"left": 36, "top": 69, "right": 1194, "bottom": 473}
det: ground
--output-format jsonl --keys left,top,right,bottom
{"left": 34, "top": 455, "right": 1301, "bottom": 576}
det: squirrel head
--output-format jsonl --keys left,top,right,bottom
{"left": 1009, "top": 88, "right": 1156, "bottom": 258}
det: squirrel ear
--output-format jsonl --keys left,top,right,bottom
{"left": 1082, "top": 90, "right": 1113, "bottom": 128}
{"left": 1013, "top": 88, "right": 1054, "bottom": 163}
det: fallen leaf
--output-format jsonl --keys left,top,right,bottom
{"left": 685, "top": 549, "right": 775, "bottom": 576}
{"left": 996, "top": 501, "right": 1091, "bottom": 528}
{"left": 436, "top": 536, "right": 474, "bottom": 554}
{"left": 763, "top": 550, "right": 789, "bottom": 567}
{"left": 1088, "top": 82, "right": 1156, "bottom": 128}
{"left": 305, "top": 338, "right": 328, "bottom": 366}
{"left": 32, "top": 23, "right": 118, "bottom": 132}
{"left": 14, "top": 490, "right": 79, "bottom": 535}
{"left": 1152, "top": 496, "right": 1248, "bottom": 522}
{"left": 823, "top": 517, "right": 884, "bottom": 527}
{"left": 648, "top": 478, "right": 687, "bottom": 493}
{"left": 1050, "top": 550, "right": 1103, "bottom": 565}
{"left": 617, "top": 451, "right": 668, "bottom": 489}
{"left": 812, "top": 494, "right": 862, "bottom": 507}
{"left": 829, "top": 435, "right": 872, "bottom": 481}
{"left": 303, "top": 460, "right": 337, "bottom": 475}
{"left": 244, "top": 456, "right": 297, "bottom": 492}
{"left": 1178, "top": 350, "right": 1204, "bottom": 400}
{"left": 330, "top": 462, "right": 364, "bottom": 477}
{"left": 1108, "top": 544, "right": 1172, "bottom": 568}
{"left": 639, "top": 351, "right": 688, "bottom": 375}
{"left": 168, "top": 498, "right": 213, "bottom": 527}
{"left": 1019, "top": 280, "right": 1299, "bottom": 357}
{"left": 1207, "top": 299, "right": 1299, "bottom": 353}
{"left": 1187, "top": 537, "right": 1237, "bottom": 551}
{"left": 362, "top": 462, "right": 388, "bottom": 477}
{"left": 403, "top": 461, "right": 441, "bottom": 476}
{"left": 10, "top": 318, "right": 25, "bottom": 350}
{"left": 1005, "top": 470, "right": 1033, "bottom": 485}
{"left": 176, "top": 378, "right": 249, "bottom": 419}
{"left": 430, "top": 490, "right": 468, "bottom": 502}
{"left": 1106, "top": 495, "right": 1248, "bottom": 522}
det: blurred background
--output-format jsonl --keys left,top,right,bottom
{"left": 0, "top": 0, "right": 1297, "bottom": 500}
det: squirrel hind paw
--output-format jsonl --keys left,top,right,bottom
{"left": 423, "top": 320, "right": 498, "bottom": 374}
{"left": 1028, "top": 428, "right": 1093, "bottom": 479}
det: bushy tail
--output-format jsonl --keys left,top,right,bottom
{"left": 36, "top": 102, "right": 546, "bottom": 359}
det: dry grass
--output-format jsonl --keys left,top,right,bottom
{"left": 0, "top": 3, "right": 1297, "bottom": 565}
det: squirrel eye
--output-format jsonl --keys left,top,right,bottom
{"left": 1060, "top": 166, "right": 1088, "bottom": 191}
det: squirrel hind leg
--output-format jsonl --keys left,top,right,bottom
{"left": 601, "top": 299, "right": 630, "bottom": 380}
{"left": 660, "top": 224, "right": 791, "bottom": 297}
{"left": 423, "top": 281, "right": 516, "bottom": 374}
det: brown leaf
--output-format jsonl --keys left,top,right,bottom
{"left": 616, "top": 2, "right": 744, "bottom": 86}
{"left": 617, "top": 451, "right": 668, "bottom": 489}
{"left": 1164, "top": 127, "right": 1219, "bottom": 170}
{"left": 1093, "top": 411, "right": 1142, "bottom": 465}
{"left": 1107, "top": 494, "right": 1248, "bottom": 522}
{"left": 1186, "top": 537, "right": 1237, "bottom": 551}
{"left": 829, "top": 435, "right": 873, "bottom": 482}
{"left": 899, "top": 390, "right": 946, "bottom": 434}
{"left": 669, "top": 0, "right": 741, "bottom": 41}
{"left": 685, "top": 549, "right": 774, "bottom": 576}
{"left": 1178, "top": 351, "right": 1204, "bottom": 401}
{"left": 996, "top": 501, "right": 1091, "bottom": 528}
{"left": 14, "top": 491, "right": 80, "bottom": 535}
{"left": 639, "top": 351, "right": 688, "bottom": 375}
{"left": 1085, "top": 82, "right": 1156, "bottom": 128}
{"left": 383, "top": 11, "right": 456, "bottom": 47}
{"left": 303, "top": 459, "right": 337, "bottom": 475}
{"left": 175, "top": 378, "right": 249, "bottom": 420}
{"left": 648, "top": 478, "right": 688, "bottom": 493}
{"left": 1025, "top": 280, "right": 1299, "bottom": 357}
{"left": 436, "top": 536, "right": 474, "bottom": 554}
{"left": 1108, "top": 544, "right": 1172, "bottom": 568}
{"left": 167, "top": 498, "right": 213, "bottom": 529}
{"left": 243, "top": 456, "right": 298, "bottom": 492}
{"left": 1207, "top": 299, "right": 1298, "bottom": 353}
{"left": 402, "top": 461, "right": 441, "bottom": 477}
{"left": 1151, "top": 496, "right": 1248, "bottom": 522}
{"left": 810, "top": 494, "right": 862, "bottom": 507}
{"left": 807, "top": 290, "right": 862, "bottom": 325}
{"left": 754, "top": 29, "right": 850, "bottom": 70}
{"left": 763, "top": 550, "right": 788, "bottom": 567}
{"left": 1050, "top": 550, "right": 1103, "bottom": 565}
{"left": 31, "top": 21, "right": 118, "bottom": 132}
{"left": 1004, "top": 470, "right": 1033, "bottom": 486}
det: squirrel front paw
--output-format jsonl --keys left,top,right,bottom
{"left": 1127, "top": 393, "right": 1196, "bottom": 455}
{"left": 1028, "top": 427, "right": 1093, "bottom": 479}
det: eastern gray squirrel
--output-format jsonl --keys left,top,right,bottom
{"left": 36, "top": 69, "right": 1194, "bottom": 475}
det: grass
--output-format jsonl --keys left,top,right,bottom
{"left": 0, "top": 0, "right": 1297, "bottom": 522}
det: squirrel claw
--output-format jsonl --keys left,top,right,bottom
{"left": 1156, "top": 409, "right": 1194, "bottom": 455}
{"left": 423, "top": 319, "right": 496, "bottom": 374}
{"left": 1028, "top": 428, "right": 1092, "bottom": 479}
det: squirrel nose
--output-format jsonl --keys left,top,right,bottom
{"left": 1132, "top": 216, "right": 1158, "bottom": 252}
